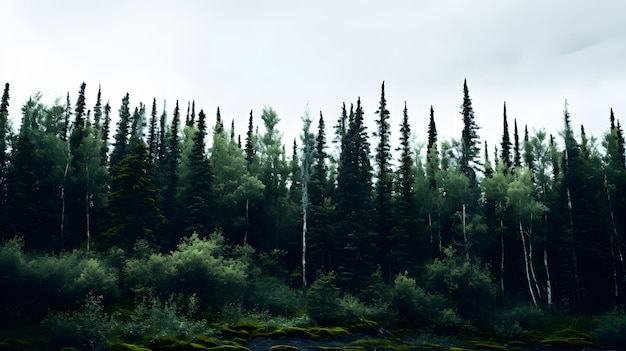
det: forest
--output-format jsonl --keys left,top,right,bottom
{"left": 1, "top": 80, "right": 626, "bottom": 350}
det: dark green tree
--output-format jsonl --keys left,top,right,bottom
{"left": 335, "top": 97, "right": 375, "bottom": 289}
{"left": 245, "top": 110, "right": 256, "bottom": 169}
{"left": 147, "top": 98, "right": 159, "bottom": 162}
{"left": 0, "top": 83, "right": 9, "bottom": 235}
{"left": 426, "top": 105, "right": 439, "bottom": 189}
{"left": 309, "top": 112, "right": 328, "bottom": 208}
{"left": 500, "top": 102, "right": 512, "bottom": 174}
{"left": 182, "top": 109, "right": 214, "bottom": 235}
{"left": 158, "top": 100, "right": 182, "bottom": 250}
{"left": 374, "top": 82, "right": 394, "bottom": 279}
{"left": 110, "top": 93, "right": 131, "bottom": 166}
{"left": 104, "top": 137, "right": 162, "bottom": 250}
{"left": 459, "top": 79, "right": 481, "bottom": 185}
{"left": 513, "top": 119, "right": 521, "bottom": 169}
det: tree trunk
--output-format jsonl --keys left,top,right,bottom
{"left": 528, "top": 213, "right": 542, "bottom": 302}
{"left": 500, "top": 219, "right": 505, "bottom": 303}
{"left": 520, "top": 220, "right": 538, "bottom": 307}
{"left": 544, "top": 213, "right": 553, "bottom": 308}
{"left": 462, "top": 203, "right": 469, "bottom": 261}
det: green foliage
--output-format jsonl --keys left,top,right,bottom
{"left": 124, "top": 233, "right": 247, "bottom": 309}
{"left": 111, "top": 293, "right": 209, "bottom": 341}
{"left": 488, "top": 304, "right": 545, "bottom": 339}
{"left": 306, "top": 273, "right": 346, "bottom": 325}
{"left": 390, "top": 272, "right": 464, "bottom": 332}
{"left": 41, "top": 292, "right": 111, "bottom": 351}
{"left": 424, "top": 248, "right": 496, "bottom": 323}
{"left": 592, "top": 312, "right": 626, "bottom": 348}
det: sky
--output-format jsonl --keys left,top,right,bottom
{"left": 2, "top": 0, "right": 626, "bottom": 159}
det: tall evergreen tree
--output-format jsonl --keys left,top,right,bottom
{"left": 500, "top": 102, "right": 512, "bottom": 173}
{"left": 460, "top": 79, "right": 481, "bottom": 184}
{"left": 101, "top": 101, "right": 111, "bottom": 163}
{"left": 93, "top": 85, "right": 102, "bottom": 134}
{"left": 513, "top": 119, "right": 521, "bottom": 169}
{"left": 245, "top": 110, "right": 255, "bottom": 169}
{"left": 310, "top": 111, "right": 328, "bottom": 208}
{"left": 105, "top": 137, "right": 162, "bottom": 250}
{"left": 147, "top": 98, "right": 159, "bottom": 162}
{"left": 158, "top": 100, "right": 182, "bottom": 250}
{"left": 182, "top": 109, "right": 213, "bottom": 235}
{"left": 335, "top": 97, "right": 375, "bottom": 289}
{"left": 374, "top": 82, "right": 394, "bottom": 279}
{"left": 0, "top": 83, "right": 9, "bottom": 234}
{"left": 110, "top": 93, "right": 131, "bottom": 166}
{"left": 426, "top": 105, "right": 439, "bottom": 189}
{"left": 63, "top": 92, "right": 71, "bottom": 141}
{"left": 523, "top": 125, "right": 534, "bottom": 171}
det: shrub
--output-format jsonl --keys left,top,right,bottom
{"left": 424, "top": 247, "right": 496, "bottom": 323}
{"left": 42, "top": 293, "right": 112, "bottom": 351}
{"left": 124, "top": 233, "right": 248, "bottom": 309}
{"left": 489, "top": 303, "right": 545, "bottom": 338}
{"left": 592, "top": 312, "right": 626, "bottom": 348}
{"left": 111, "top": 293, "right": 210, "bottom": 341}
{"left": 339, "top": 294, "right": 392, "bottom": 322}
{"left": 244, "top": 275, "right": 302, "bottom": 316}
{"left": 390, "top": 272, "right": 464, "bottom": 333}
{"left": 306, "top": 273, "right": 346, "bottom": 325}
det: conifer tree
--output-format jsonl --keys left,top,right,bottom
{"left": 500, "top": 102, "right": 512, "bottom": 173}
{"left": 426, "top": 105, "right": 439, "bottom": 189}
{"left": 182, "top": 109, "right": 213, "bottom": 235}
{"left": 158, "top": 100, "right": 182, "bottom": 250}
{"left": 310, "top": 112, "right": 328, "bottom": 208}
{"left": 100, "top": 101, "right": 111, "bottom": 163}
{"left": 245, "top": 110, "right": 255, "bottom": 168}
{"left": 63, "top": 92, "right": 71, "bottom": 141}
{"left": 374, "top": 82, "right": 393, "bottom": 278}
{"left": 147, "top": 98, "right": 158, "bottom": 162}
{"left": 105, "top": 137, "right": 162, "bottom": 250}
{"left": 0, "top": 82, "right": 9, "bottom": 230}
{"left": 460, "top": 79, "right": 481, "bottom": 184}
{"left": 523, "top": 125, "right": 534, "bottom": 171}
{"left": 513, "top": 119, "right": 521, "bottom": 169}
{"left": 110, "top": 93, "right": 131, "bottom": 166}
{"left": 335, "top": 97, "right": 375, "bottom": 289}
{"left": 93, "top": 85, "right": 102, "bottom": 134}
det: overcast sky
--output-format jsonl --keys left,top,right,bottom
{"left": 2, "top": 0, "right": 626, "bottom": 158}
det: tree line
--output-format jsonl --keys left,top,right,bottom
{"left": 0, "top": 80, "right": 625, "bottom": 315}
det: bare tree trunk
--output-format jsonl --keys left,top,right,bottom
{"left": 544, "top": 213, "right": 553, "bottom": 308}
{"left": 60, "top": 151, "right": 71, "bottom": 251}
{"left": 605, "top": 174, "right": 623, "bottom": 306}
{"left": 528, "top": 213, "right": 541, "bottom": 302}
{"left": 520, "top": 220, "right": 538, "bottom": 307}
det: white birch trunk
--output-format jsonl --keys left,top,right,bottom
{"left": 528, "top": 213, "right": 541, "bottom": 301}
{"left": 544, "top": 213, "right": 553, "bottom": 308}
{"left": 520, "top": 220, "right": 538, "bottom": 307}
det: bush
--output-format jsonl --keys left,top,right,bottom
{"left": 339, "top": 294, "right": 392, "bottom": 322}
{"left": 42, "top": 293, "right": 112, "bottom": 351}
{"left": 306, "top": 273, "right": 346, "bottom": 325}
{"left": 124, "top": 233, "right": 248, "bottom": 309}
{"left": 244, "top": 275, "right": 302, "bottom": 316}
{"left": 592, "top": 312, "right": 626, "bottom": 348}
{"left": 390, "top": 272, "right": 464, "bottom": 333}
{"left": 111, "top": 293, "right": 210, "bottom": 341}
{"left": 489, "top": 303, "right": 545, "bottom": 338}
{"left": 424, "top": 247, "right": 496, "bottom": 323}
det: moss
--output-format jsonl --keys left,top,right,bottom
{"left": 447, "top": 348, "right": 472, "bottom": 351}
{"left": 0, "top": 339, "right": 31, "bottom": 351}
{"left": 470, "top": 342, "right": 509, "bottom": 351}
{"left": 539, "top": 336, "right": 592, "bottom": 348}
{"left": 221, "top": 328, "right": 250, "bottom": 339}
{"left": 232, "top": 338, "right": 248, "bottom": 345}
{"left": 504, "top": 341, "right": 525, "bottom": 347}
{"left": 59, "top": 347, "right": 81, "bottom": 351}
{"left": 109, "top": 342, "right": 153, "bottom": 351}
{"left": 205, "top": 345, "right": 250, "bottom": 351}
{"left": 148, "top": 337, "right": 213, "bottom": 351}
{"left": 268, "top": 345, "right": 301, "bottom": 351}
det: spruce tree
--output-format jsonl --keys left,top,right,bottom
{"left": 158, "top": 100, "right": 182, "bottom": 250}
{"left": 100, "top": 101, "right": 111, "bottom": 163}
{"left": 245, "top": 110, "right": 255, "bottom": 168}
{"left": 183, "top": 109, "right": 213, "bottom": 235}
{"left": 426, "top": 105, "right": 439, "bottom": 189}
{"left": 93, "top": 85, "right": 102, "bottom": 134}
{"left": 147, "top": 98, "right": 158, "bottom": 162}
{"left": 0, "top": 82, "right": 9, "bottom": 230}
{"left": 310, "top": 111, "right": 328, "bottom": 208}
{"left": 63, "top": 92, "right": 71, "bottom": 141}
{"left": 374, "top": 82, "right": 393, "bottom": 279}
{"left": 513, "top": 119, "right": 521, "bottom": 169}
{"left": 460, "top": 79, "right": 481, "bottom": 184}
{"left": 335, "top": 97, "right": 375, "bottom": 289}
{"left": 110, "top": 93, "right": 131, "bottom": 166}
{"left": 500, "top": 102, "right": 512, "bottom": 173}
{"left": 523, "top": 125, "right": 534, "bottom": 171}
